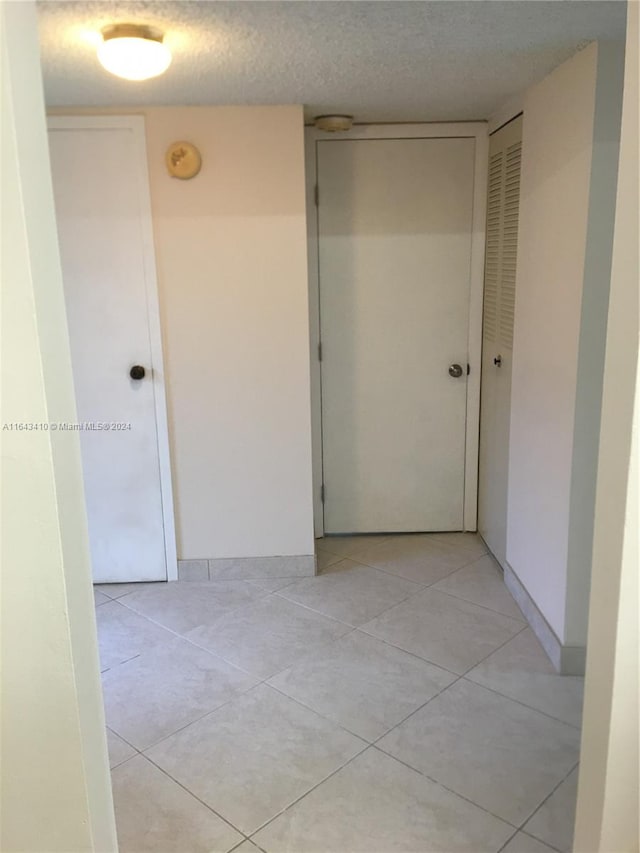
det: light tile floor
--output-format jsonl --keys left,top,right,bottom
{"left": 95, "top": 533, "right": 583, "bottom": 853}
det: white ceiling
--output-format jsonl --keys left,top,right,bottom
{"left": 37, "top": 1, "right": 626, "bottom": 122}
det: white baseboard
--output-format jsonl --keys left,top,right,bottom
{"left": 178, "top": 554, "right": 316, "bottom": 582}
{"left": 504, "top": 563, "right": 586, "bottom": 675}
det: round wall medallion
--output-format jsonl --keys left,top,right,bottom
{"left": 166, "top": 141, "right": 202, "bottom": 179}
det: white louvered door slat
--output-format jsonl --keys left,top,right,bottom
{"left": 478, "top": 115, "right": 523, "bottom": 568}
{"left": 500, "top": 140, "right": 522, "bottom": 349}
{"left": 484, "top": 152, "right": 503, "bottom": 343}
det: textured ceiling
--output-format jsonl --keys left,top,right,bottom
{"left": 37, "top": 1, "right": 626, "bottom": 122}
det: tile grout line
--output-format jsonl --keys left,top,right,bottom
{"left": 265, "top": 680, "right": 372, "bottom": 744}
{"left": 95, "top": 584, "right": 167, "bottom": 601}
{"left": 346, "top": 550, "right": 481, "bottom": 586}
{"left": 112, "top": 586, "right": 366, "bottom": 674}
{"left": 100, "top": 548, "right": 493, "bottom": 654}
{"left": 272, "top": 574, "right": 430, "bottom": 630}
{"left": 181, "top": 613, "right": 358, "bottom": 681}
{"left": 139, "top": 751, "right": 253, "bottom": 845}
{"left": 519, "top": 830, "right": 565, "bottom": 853}
{"left": 133, "top": 698, "right": 242, "bottom": 754}
{"left": 106, "top": 726, "right": 141, "bottom": 769}
{"left": 246, "top": 578, "right": 300, "bottom": 594}
{"left": 461, "top": 674, "right": 584, "bottom": 730}
{"left": 105, "top": 577, "right": 459, "bottom": 691}
{"left": 262, "top": 626, "right": 362, "bottom": 678}
{"left": 109, "top": 591, "right": 277, "bottom": 676}
{"left": 355, "top": 619, "right": 530, "bottom": 681}
{"left": 426, "top": 584, "right": 527, "bottom": 623}
{"left": 372, "top": 742, "right": 520, "bottom": 830}
{"left": 277, "top": 559, "right": 517, "bottom": 646}
{"left": 357, "top": 619, "right": 579, "bottom": 838}
{"left": 103, "top": 622, "right": 293, "bottom": 754}
{"left": 147, "top": 711, "right": 372, "bottom": 846}
{"left": 110, "top": 616, "right": 576, "bottom": 840}
{"left": 267, "top": 590, "right": 368, "bottom": 629}
{"left": 495, "top": 827, "right": 522, "bottom": 853}
{"left": 352, "top": 625, "right": 464, "bottom": 676}
{"left": 261, "top": 630, "right": 461, "bottom": 746}
{"left": 246, "top": 733, "right": 371, "bottom": 838}
{"left": 311, "top": 547, "right": 526, "bottom": 627}
{"left": 107, "top": 596, "right": 570, "bottom": 760}
{"left": 170, "top": 613, "right": 383, "bottom": 693}
{"left": 102, "top": 537, "right": 580, "bottom": 850}
{"left": 116, "top": 686, "right": 252, "bottom": 754}
{"left": 246, "top": 740, "right": 373, "bottom": 842}
{"left": 100, "top": 537, "right": 494, "bottom": 651}
{"left": 250, "top": 624, "right": 539, "bottom": 841}
{"left": 427, "top": 536, "right": 491, "bottom": 556}
{"left": 513, "top": 759, "right": 581, "bottom": 847}
{"left": 246, "top": 737, "right": 519, "bottom": 850}
{"left": 511, "top": 830, "right": 564, "bottom": 853}
{"left": 317, "top": 533, "right": 485, "bottom": 579}
{"left": 128, "top": 629, "right": 366, "bottom": 756}
{"left": 360, "top": 622, "right": 531, "bottom": 750}
{"left": 106, "top": 573, "right": 456, "bottom": 687}
{"left": 124, "top": 582, "right": 518, "bottom": 849}
{"left": 368, "top": 557, "right": 523, "bottom": 620}
{"left": 254, "top": 681, "right": 372, "bottom": 747}
{"left": 229, "top": 839, "right": 264, "bottom": 853}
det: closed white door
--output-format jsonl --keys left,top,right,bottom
{"left": 48, "top": 118, "right": 172, "bottom": 583}
{"left": 318, "top": 137, "right": 475, "bottom": 533}
{"left": 478, "top": 116, "right": 523, "bottom": 567}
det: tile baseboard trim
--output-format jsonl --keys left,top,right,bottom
{"left": 178, "top": 554, "right": 316, "bottom": 582}
{"left": 504, "top": 563, "right": 586, "bottom": 676}
{"left": 560, "top": 644, "right": 587, "bottom": 676}
{"left": 176, "top": 559, "right": 209, "bottom": 582}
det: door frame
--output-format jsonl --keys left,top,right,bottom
{"left": 306, "top": 122, "right": 488, "bottom": 537}
{"left": 47, "top": 114, "right": 178, "bottom": 581}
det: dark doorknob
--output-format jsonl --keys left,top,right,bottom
{"left": 448, "top": 363, "right": 464, "bottom": 379}
{"left": 129, "top": 365, "right": 146, "bottom": 380}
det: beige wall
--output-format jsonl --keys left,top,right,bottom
{"left": 565, "top": 41, "right": 626, "bottom": 647}
{"left": 507, "top": 41, "right": 624, "bottom": 652}
{"left": 574, "top": 3, "right": 640, "bottom": 849}
{"left": 145, "top": 106, "right": 314, "bottom": 560}
{"left": 0, "top": 3, "right": 116, "bottom": 850}
{"left": 49, "top": 104, "right": 315, "bottom": 561}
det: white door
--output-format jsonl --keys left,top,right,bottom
{"left": 48, "top": 118, "right": 174, "bottom": 583}
{"left": 478, "top": 116, "right": 523, "bottom": 567}
{"left": 318, "top": 137, "right": 475, "bottom": 533}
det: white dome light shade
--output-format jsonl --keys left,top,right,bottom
{"left": 98, "top": 24, "right": 171, "bottom": 81}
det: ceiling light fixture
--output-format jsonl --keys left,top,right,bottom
{"left": 97, "top": 24, "right": 171, "bottom": 81}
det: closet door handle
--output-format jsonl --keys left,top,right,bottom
{"left": 493, "top": 355, "right": 502, "bottom": 368}
{"left": 129, "top": 365, "right": 146, "bottom": 380}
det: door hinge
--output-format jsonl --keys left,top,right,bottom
{"left": 467, "top": 363, "right": 471, "bottom": 375}
{"left": 314, "top": 184, "right": 319, "bottom": 207}
{"left": 318, "top": 341, "right": 323, "bottom": 362}
{"left": 320, "top": 483, "right": 325, "bottom": 503}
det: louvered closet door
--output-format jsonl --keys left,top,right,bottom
{"left": 478, "top": 115, "right": 523, "bottom": 567}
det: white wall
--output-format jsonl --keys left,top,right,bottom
{"left": 0, "top": 2, "right": 116, "bottom": 850}
{"left": 565, "top": 42, "right": 625, "bottom": 646}
{"left": 145, "top": 107, "right": 314, "bottom": 560}
{"left": 507, "top": 41, "right": 624, "bottom": 651}
{"left": 574, "top": 3, "right": 639, "bottom": 847}
{"left": 49, "top": 104, "right": 316, "bottom": 562}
